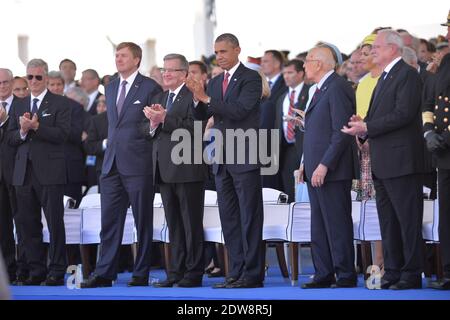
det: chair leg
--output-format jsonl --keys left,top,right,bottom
{"left": 289, "top": 242, "right": 299, "bottom": 285}
{"left": 223, "top": 246, "right": 229, "bottom": 277}
{"left": 80, "top": 244, "right": 93, "bottom": 280}
{"left": 163, "top": 243, "right": 171, "bottom": 276}
{"left": 275, "top": 242, "right": 289, "bottom": 278}
{"left": 360, "top": 241, "right": 372, "bottom": 280}
{"left": 130, "top": 243, "right": 137, "bottom": 263}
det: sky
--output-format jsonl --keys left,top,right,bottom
{"left": 1, "top": 0, "right": 449, "bottom": 77}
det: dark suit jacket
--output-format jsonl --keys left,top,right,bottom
{"left": 87, "top": 92, "right": 102, "bottom": 116}
{"left": 303, "top": 72, "right": 356, "bottom": 182}
{"left": 0, "top": 96, "right": 20, "bottom": 185}
{"left": 64, "top": 97, "right": 85, "bottom": 183}
{"left": 102, "top": 73, "right": 162, "bottom": 176}
{"left": 192, "top": 63, "right": 262, "bottom": 174}
{"left": 84, "top": 111, "right": 108, "bottom": 173}
{"left": 147, "top": 85, "right": 208, "bottom": 184}
{"left": 8, "top": 91, "right": 71, "bottom": 186}
{"left": 365, "top": 59, "right": 424, "bottom": 179}
{"left": 260, "top": 75, "right": 287, "bottom": 130}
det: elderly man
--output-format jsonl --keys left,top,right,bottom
{"left": 342, "top": 29, "right": 424, "bottom": 290}
{"left": 299, "top": 45, "right": 357, "bottom": 289}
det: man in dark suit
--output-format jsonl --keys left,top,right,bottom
{"left": 260, "top": 50, "right": 287, "bottom": 189}
{"left": 274, "top": 60, "right": 309, "bottom": 202}
{"left": 80, "top": 69, "right": 102, "bottom": 117}
{"left": 8, "top": 59, "right": 71, "bottom": 286}
{"left": 298, "top": 46, "right": 357, "bottom": 289}
{"left": 81, "top": 42, "right": 162, "bottom": 288}
{"left": 143, "top": 54, "right": 208, "bottom": 288}
{"left": 0, "top": 68, "right": 21, "bottom": 283}
{"left": 187, "top": 33, "right": 264, "bottom": 288}
{"left": 84, "top": 96, "right": 108, "bottom": 190}
{"left": 343, "top": 30, "right": 425, "bottom": 290}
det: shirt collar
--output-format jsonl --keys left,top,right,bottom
{"left": 169, "top": 82, "right": 185, "bottom": 98}
{"left": 383, "top": 56, "right": 402, "bottom": 78}
{"left": 120, "top": 70, "right": 139, "bottom": 85}
{"left": 31, "top": 89, "right": 48, "bottom": 102}
{"left": 224, "top": 62, "right": 241, "bottom": 79}
{"left": 267, "top": 73, "right": 282, "bottom": 85}
{"left": 1, "top": 95, "right": 14, "bottom": 113}
{"left": 317, "top": 70, "right": 334, "bottom": 90}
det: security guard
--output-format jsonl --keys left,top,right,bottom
{"left": 422, "top": 14, "right": 450, "bottom": 288}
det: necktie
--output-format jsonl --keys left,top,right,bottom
{"left": 166, "top": 92, "right": 175, "bottom": 112}
{"left": 311, "top": 87, "right": 321, "bottom": 103}
{"left": 116, "top": 80, "right": 128, "bottom": 115}
{"left": 268, "top": 80, "right": 273, "bottom": 90}
{"left": 286, "top": 90, "right": 296, "bottom": 142}
{"left": 372, "top": 71, "right": 387, "bottom": 102}
{"left": 32, "top": 98, "right": 39, "bottom": 115}
{"left": 222, "top": 72, "right": 230, "bottom": 97}
{"left": 1, "top": 101, "right": 7, "bottom": 112}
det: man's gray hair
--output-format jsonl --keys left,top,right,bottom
{"left": 66, "top": 86, "right": 89, "bottom": 109}
{"left": 47, "top": 71, "right": 64, "bottom": 82}
{"left": 402, "top": 47, "right": 418, "bottom": 67}
{"left": 0, "top": 68, "right": 13, "bottom": 80}
{"left": 163, "top": 53, "right": 189, "bottom": 71}
{"left": 27, "top": 59, "right": 49, "bottom": 75}
{"left": 314, "top": 45, "right": 337, "bottom": 70}
{"left": 379, "top": 29, "right": 404, "bottom": 54}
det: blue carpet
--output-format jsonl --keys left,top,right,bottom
{"left": 9, "top": 268, "right": 450, "bottom": 300}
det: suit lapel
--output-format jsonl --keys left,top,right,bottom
{"left": 110, "top": 79, "right": 120, "bottom": 123}
{"left": 117, "top": 73, "right": 143, "bottom": 124}
{"left": 38, "top": 92, "right": 52, "bottom": 117}
{"left": 224, "top": 64, "right": 245, "bottom": 100}
{"left": 306, "top": 73, "right": 336, "bottom": 114}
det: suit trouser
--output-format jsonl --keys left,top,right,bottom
{"left": 279, "top": 143, "right": 300, "bottom": 203}
{"left": 160, "top": 180, "right": 205, "bottom": 282}
{"left": 0, "top": 182, "right": 17, "bottom": 278}
{"left": 95, "top": 164, "right": 154, "bottom": 279}
{"left": 215, "top": 166, "right": 264, "bottom": 282}
{"left": 373, "top": 174, "right": 423, "bottom": 282}
{"left": 438, "top": 168, "right": 450, "bottom": 277}
{"left": 307, "top": 180, "right": 356, "bottom": 282}
{"left": 15, "top": 164, "right": 67, "bottom": 278}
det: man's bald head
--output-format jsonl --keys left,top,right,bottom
{"left": 304, "top": 46, "right": 336, "bottom": 83}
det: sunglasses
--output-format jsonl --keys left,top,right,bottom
{"left": 27, "top": 74, "right": 44, "bottom": 81}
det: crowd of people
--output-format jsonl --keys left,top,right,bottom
{"left": 0, "top": 10, "right": 449, "bottom": 292}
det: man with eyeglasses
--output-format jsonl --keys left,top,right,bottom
{"left": 0, "top": 68, "right": 25, "bottom": 284}
{"left": 342, "top": 29, "right": 424, "bottom": 290}
{"left": 81, "top": 42, "right": 162, "bottom": 288}
{"left": 143, "top": 54, "right": 208, "bottom": 288}
{"left": 7, "top": 59, "right": 71, "bottom": 286}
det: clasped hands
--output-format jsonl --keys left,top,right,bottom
{"left": 341, "top": 114, "right": 367, "bottom": 137}
{"left": 143, "top": 104, "right": 166, "bottom": 129}
{"left": 285, "top": 108, "right": 305, "bottom": 129}
{"left": 19, "top": 112, "right": 39, "bottom": 135}
{"left": 185, "top": 77, "right": 208, "bottom": 103}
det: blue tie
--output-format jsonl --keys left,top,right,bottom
{"left": 32, "top": 98, "right": 39, "bottom": 115}
{"left": 166, "top": 92, "right": 175, "bottom": 112}
{"left": 372, "top": 71, "right": 387, "bottom": 102}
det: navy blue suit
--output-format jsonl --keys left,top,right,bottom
{"left": 94, "top": 72, "right": 162, "bottom": 280}
{"left": 303, "top": 72, "right": 357, "bottom": 283}
{"left": 193, "top": 63, "right": 265, "bottom": 283}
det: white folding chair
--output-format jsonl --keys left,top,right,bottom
{"left": 262, "top": 188, "right": 288, "bottom": 204}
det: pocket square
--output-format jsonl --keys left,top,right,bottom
{"left": 133, "top": 100, "right": 141, "bottom": 105}
{"left": 42, "top": 112, "right": 52, "bottom": 117}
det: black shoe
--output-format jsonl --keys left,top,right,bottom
{"left": 153, "top": 278, "right": 179, "bottom": 288}
{"left": 80, "top": 274, "right": 113, "bottom": 288}
{"left": 301, "top": 280, "right": 334, "bottom": 289}
{"left": 127, "top": 276, "right": 149, "bottom": 287}
{"left": 226, "top": 279, "right": 263, "bottom": 288}
{"left": 332, "top": 278, "right": 357, "bottom": 288}
{"left": 44, "top": 276, "right": 65, "bottom": 286}
{"left": 429, "top": 278, "right": 450, "bottom": 290}
{"left": 21, "top": 276, "right": 46, "bottom": 286}
{"left": 389, "top": 280, "right": 422, "bottom": 290}
{"left": 380, "top": 278, "right": 399, "bottom": 289}
{"left": 177, "top": 278, "right": 202, "bottom": 288}
{"left": 212, "top": 277, "right": 238, "bottom": 289}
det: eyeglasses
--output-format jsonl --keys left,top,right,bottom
{"left": 26, "top": 74, "right": 44, "bottom": 81}
{"left": 159, "top": 68, "right": 185, "bottom": 73}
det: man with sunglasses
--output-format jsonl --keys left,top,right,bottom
{"left": 7, "top": 59, "right": 71, "bottom": 286}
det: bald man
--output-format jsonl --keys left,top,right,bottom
{"left": 299, "top": 46, "right": 357, "bottom": 289}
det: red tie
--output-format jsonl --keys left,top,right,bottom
{"left": 287, "top": 90, "right": 296, "bottom": 142}
{"left": 222, "top": 72, "right": 230, "bottom": 97}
